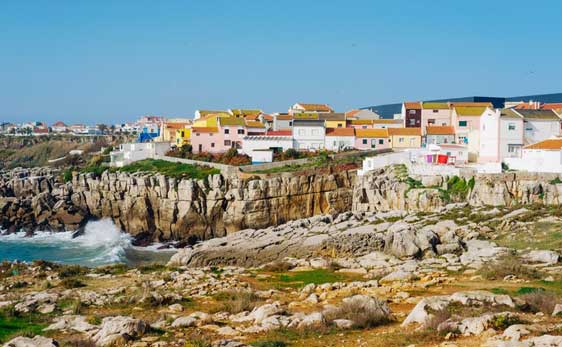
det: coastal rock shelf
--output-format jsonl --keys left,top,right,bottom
{"left": 1, "top": 166, "right": 561, "bottom": 243}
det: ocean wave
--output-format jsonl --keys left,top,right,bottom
{"left": 0, "top": 219, "right": 134, "bottom": 266}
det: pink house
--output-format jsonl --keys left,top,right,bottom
{"left": 191, "top": 127, "right": 222, "bottom": 153}
{"left": 354, "top": 128, "right": 390, "bottom": 150}
{"left": 218, "top": 118, "right": 247, "bottom": 151}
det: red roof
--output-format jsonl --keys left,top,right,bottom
{"left": 266, "top": 130, "right": 292, "bottom": 136}
{"left": 326, "top": 128, "right": 355, "bottom": 136}
{"left": 52, "top": 121, "right": 67, "bottom": 127}
{"left": 404, "top": 102, "right": 422, "bottom": 110}
{"left": 192, "top": 127, "right": 218, "bottom": 133}
{"left": 345, "top": 109, "right": 361, "bottom": 117}
{"left": 543, "top": 103, "right": 562, "bottom": 110}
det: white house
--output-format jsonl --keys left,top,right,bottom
{"left": 504, "top": 138, "right": 562, "bottom": 173}
{"left": 514, "top": 109, "right": 561, "bottom": 145}
{"left": 324, "top": 128, "right": 355, "bottom": 151}
{"left": 479, "top": 109, "right": 524, "bottom": 163}
{"left": 110, "top": 142, "right": 171, "bottom": 167}
{"left": 51, "top": 121, "right": 68, "bottom": 133}
{"left": 292, "top": 119, "right": 325, "bottom": 151}
{"left": 288, "top": 103, "right": 333, "bottom": 115}
{"left": 241, "top": 134, "right": 293, "bottom": 156}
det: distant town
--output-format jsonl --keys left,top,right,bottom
{"left": 3, "top": 95, "right": 562, "bottom": 174}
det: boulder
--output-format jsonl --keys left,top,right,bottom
{"left": 524, "top": 250, "right": 559, "bottom": 265}
{"left": 3, "top": 336, "right": 58, "bottom": 347}
{"left": 91, "top": 316, "right": 149, "bottom": 347}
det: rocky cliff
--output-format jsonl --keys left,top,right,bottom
{"left": 2, "top": 165, "right": 562, "bottom": 243}
{"left": 0, "top": 167, "right": 354, "bottom": 243}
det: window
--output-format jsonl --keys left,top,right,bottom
{"left": 428, "top": 119, "right": 436, "bottom": 125}
{"left": 399, "top": 137, "right": 404, "bottom": 143}
{"left": 433, "top": 109, "right": 439, "bottom": 113}
{"left": 508, "top": 123, "right": 516, "bottom": 131}
{"left": 289, "top": 121, "right": 292, "bottom": 127}
{"left": 508, "top": 144, "right": 521, "bottom": 153}
{"left": 299, "top": 129, "right": 305, "bottom": 136}
{"left": 312, "top": 129, "right": 318, "bottom": 136}
{"left": 409, "top": 119, "right": 416, "bottom": 126}
{"left": 378, "top": 139, "right": 384, "bottom": 145}
{"left": 224, "top": 140, "right": 231, "bottom": 146}
{"left": 459, "top": 120, "right": 467, "bottom": 127}
{"left": 211, "top": 143, "right": 215, "bottom": 148}
{"left": 224, "top": 129, "right": 230, "bottom": 134}
{"left": 237, "top": 129, "right": 244, "bottom": 134}
{"left": 337, "top": 123, "right": 342, "bottom": 128}
{"left": 362, "top": 139, "right": 367, "bottom": 145}
{"left": 196, "top": 133, "right": 200, "bottom": 136}
{"left": 371, "top": 139, "right": 376, "bottom": 148}
{"left": 362, "top": 125, "right": 367, "bottom": 129}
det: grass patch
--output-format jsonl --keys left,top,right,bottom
{"left": 495, "top": 221, "right": 562, "bottom": 251}
{"left": 270, "top": 269, "right": 347, "bottom": 289}
{"left": 117, "top": 159, "right": 220, "bottom": 179}
{"left": 0, "top": 309, "right": 48, "bottom": 343}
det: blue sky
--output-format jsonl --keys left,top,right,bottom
{"left": 1, "top": 0, "right": 561, "bottom": 124}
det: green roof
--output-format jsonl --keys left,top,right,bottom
{"left": 198, "top": 110, "right": 228, "bottom": 116}
{"left": 230, "top": 109, "right": 262, "bottom": 116}
{"left": 500, "top": 109, "right": 523, "bottom": 119}
{"left": 422, "top": 102, "right": 449, "bottom": 110}
{"left": 455, "top": 106, "right": 487, "bottom": 116}
{"left": 219, "top": 117, "right": 246, "bottom": 126}
{"left": 517, "top": 109, "right": 561, "bottom": 120}
{"left": 292, "top": 113, "right": 320, "bottom": 120}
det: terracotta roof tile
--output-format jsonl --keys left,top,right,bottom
{"left": 388, "top": 127, "right": 422, "bottom": 136}
{"left": 543, "top": 103, "right": 562, "bottom": 110}
{"left": 524, "top": 138, "right": 562, "bottom": 150}
{"left": 426, "top": 126, "right": 455, "bottom": 135}
{"left": 355, "top": 128, "right": 389, "bottom": 138}
{"left": 245, "top": 121, "right": 265, "bottom": 128}
{"left": 192, "top": 127, "right": 218, "bottom": 133}
{"left": 404, "top": 102, "right": 422, "bottom": 110}
{"left": 349, "top": 119, "right": 373, "bottom": 125}
{"left": 326, "top": 128, "right": 355, "bottom": 136}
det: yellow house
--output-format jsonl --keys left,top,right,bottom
{"left": 320, "top": 113, "right": 346, "bottom": 128}
{"left": 158, "top": 122, "right": 190, "bottom": 142}
{"left": 175, "top": 128, "right": 191, "bottom": 148}
{"left": 388, "top": 127, "right": 422, "bottom": 148}
{"left": 193, "top": 112, "right": 231, "bottom": 128}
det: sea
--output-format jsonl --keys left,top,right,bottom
{"left": 0, "top": 219, "right": 175, "bottom": 267}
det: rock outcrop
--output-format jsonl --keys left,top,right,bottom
{"left": 2, "top": 165, "right": 562, "bottom": 243}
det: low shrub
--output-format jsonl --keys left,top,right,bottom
{"left": 251, "top": 341, "right": 287, "bottom": 347}
{"left": 424, "top": 309, "right": 451, "bottom": 332}
{"left": 58, "top": 265, "right": 87, "bottom": 278}
{"left": 262, "top": 261, "right": 294, "bottom": 273}
{"left": 490, "top": 314, "right": 521, "bottom": 330}
{"left": 61, "top": 278, "right": 86, "bottom": 289}
{"left": 212, "top": 289, "right": 262, "bottom": 314}
{"left": 479, "top": 255, "right": 543, "bottom": 281}
{"left": 325, "top": 296, "right": 392, "bottom": 329}
{"left": 520, "top": 291, "right": 560, "bottom": 315}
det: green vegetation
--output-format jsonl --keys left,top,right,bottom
{"left": 271, "top": 269, "right": 346, "bottom": 288}
{"left": 118, "top": 159, "right": 220, "bottom": 179}
{"left": 439, "top": 176, "right": 474, "bottom": 202}
{"left": 0, "top": 308, "right": 48, "bottom": 343}
{"left": 551, "top": 177, "right": 562, "bottom": 184}
{"left": 495, "top": 221, "right": 562, "bottom": 251}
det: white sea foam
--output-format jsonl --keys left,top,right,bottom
{"left": 0, "top": 219, "right": 133, "bottom": 266}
